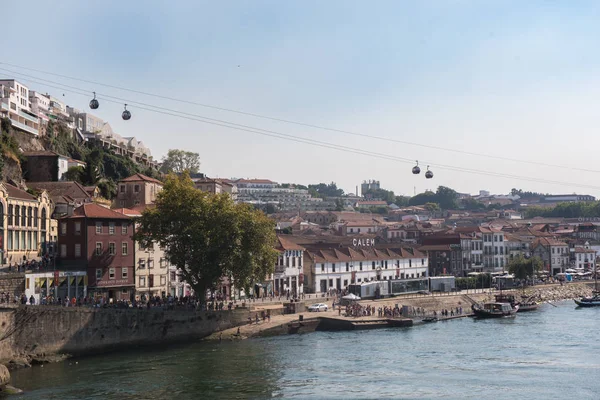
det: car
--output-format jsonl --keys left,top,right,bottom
{"left": 308, "top": 303, "right": 328, "bottom": 312}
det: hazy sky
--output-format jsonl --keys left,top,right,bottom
{"left": 4, "top": 1, "right": 600, "bottom": 197}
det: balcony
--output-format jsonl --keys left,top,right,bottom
{"left": 18, "top": 109, "right": 39, "bottom": 123}
{"left": 10, "top": 119, "right": 38, "bottom": 135}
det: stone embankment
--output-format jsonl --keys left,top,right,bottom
{"left": 523, "top": 282, "right": 594, "bottom": 302}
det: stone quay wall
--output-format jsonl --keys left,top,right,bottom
{"left": 0, "top": 306, "right": 254, "bottom": 364}
{"left": 0, "top": 274, "right": 25, "bottom": 299}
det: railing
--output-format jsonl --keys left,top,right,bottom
{"left": 18, "top": 109, "right": 39, "bottom": 123}
{"left": 10, "top": 119, "right": 38, "bottom": 135}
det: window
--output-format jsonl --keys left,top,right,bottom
{"left": 95, "top": 242, "right": 102, "bottom": 255}
{"left": 409, "top": 259, "right": 412, "bottom": 267}
{"left": 120, "top": 185, "right": 125, "bottom": 193}
{"left": 21, "top": 208, "right": 26, "bottom": 226}
{"left": 321, "top": 264, "right": 325, "bottom": 272}
{"left": 96, "top": 269, "right": 102, "bottom": 279}
{"left": 359, "top": 262, "right": 363, "bottom": 271}
{"left": 134, "top": 184, "right": 140, "bottom": 193}
{"left": 14, "top": 206, "right": 19, "bottom": 227}
{"left": 134, "top": 201, "right": 140, "bottom": 205}
{"left": 160, "top": 275, "right": 166, "bottom": 285}
{"left": 346, "top": 262, "right": 349, "bottom": 272}
{"left": 122, "top": 268, "right": 128, "bottom": 279}
{"left": 121, "top": 223, "right": 128, "bottom": 234}
{"left": 343, "top": 279, "right": 348, "bottom": 287}
{"left": 139, "top": 259, "right": 146, "bottom": 269}
{"left": 109, "top": 223, "right": 115, "bottom": 235}
{"left": 75, "top": 244, "right": 81, "bottom": 257}
{"left": 60, "top": 222, "right": 67, "bottom": 235}
{"left": 170, "top": 271, "right": 176, "bottom": 281}
{"left": 74, "top": 222, "right": 81, "bottom": 235}
{"left": 21, "top": 232, "right": 25, "bottom": 250}
{"left": 109, "top": 268, "right": 115, "bottom": 279}
{"left": 14, "top": 232, "right": 19, "bottom": 249}
{"left": 60, "top": 244, "right": 67, "bottom": 258}
{"left": 96, "top": 222, "right": 102, "bottom": 234}
{"left": 122, "top": 242, "right": 128, "bottom": 255}
{"left": 160, "top": 258, "right": 167, "bottom": 268}
{"left": 7, "top": 231, "right": 12, "bottom": 250}
{"left": 27, "top": 207, "right": 32, "bottom": 227}
{"left": 8, "top": 205, "right": 13, "bottom": 225}
{"left": 372, "top": 261, "right": 375, "bottom": 270}
{"left": 41, "top": 208, "right": 47, "bottom": 230}
{"left": 139, "top": 276, "right": 146, "bottom": 287}
{"left": 109, "top": 242, "right": 116, "bottom": 255}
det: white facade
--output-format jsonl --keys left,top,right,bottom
{"left": 482, "top": 231, "right": 507, "bottom": 272}
{"left": 0, "top": 79, "right": 40, "bottom": 135}
{"left": 274, "top": 250, "right": 304, "bottom": 296}
{"left": 310, "top": 253, "right": 428, "bottom": 293}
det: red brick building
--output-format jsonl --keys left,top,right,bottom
{"left": 58, "top": 203, "right": 135, "bottom": 301}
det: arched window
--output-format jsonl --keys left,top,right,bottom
{"left": 14, "top": 206, "right": 20, "bottom": 227}
{"left": 28, "top": 206, "right": 33, "bottom": 227}
{"left": 0, "top": 202, "right": 3, "bottom": 227}
{"left": 34, "top": 207, "right": 38, "bottom": 228}
{"left": 21, "top": 206, "right": 26, "bottom": 226}
{"left": 41, "top": 208, "right": 47, "bottom": 230}
{"left": 7, "top": 205, "right": 13, "bottom": 226}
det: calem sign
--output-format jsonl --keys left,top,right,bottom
{"left": 352, "top": 238, "right": 376, "bottom": 247}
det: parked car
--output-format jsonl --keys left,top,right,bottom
{"left": 308, "top": 303, "right": 328, "bottom": 312}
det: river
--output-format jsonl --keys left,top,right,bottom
{"left": 9, "top": 301, "right": 600, "bottom": 399}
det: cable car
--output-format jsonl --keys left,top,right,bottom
{"left": 89, "top": 92, "right": 99, "bottom": 110}
{"left": 425, "top": 166, "right": 433, "bottom": 179}
{"left": 412, "top": 161, "right": 421, "bottom": 175}
{"left": 122, "top": 104, "right": 131, "bottom": 120}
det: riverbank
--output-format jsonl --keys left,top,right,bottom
{"left": 205, "top": 282, "right": 595, "bottom": 341}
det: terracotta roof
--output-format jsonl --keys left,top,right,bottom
{"left": 307, "top": 246, "right": 425, "bottom": 263}
{"left": 27, "top": 181, "right": 92, "bottom": 203}
{"left": 120, "top": 173, "right": 163, "bottom": 185}
{"left": 68, "top": 203, "right": 131, "bottom": 220}
{"left": 236, "top": 179, "right": 275, "bottom": 184}
{"left": 574, "top": 247, "right": 596, "bottom": 253}
{"left": 532, "top": 237, "right": 568, "bottom": 247}
{"left": 418, "top": 244, "right": 453, "bottom": 251}
{"left": 112, "top": 208, "right": 142, "bottom": 217}
{"left": 357, "top": 201, "right": 388, "bottom": 206}
{"left": 4, "top": 183, "right": 36, "bottom": 200}
{"left": 276, "top": 236, "right": 305, "bottom": 251}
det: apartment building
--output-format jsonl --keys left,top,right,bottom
{"left": 0, "top": 79, "right": 40, "bottom": 135}
{"left": 532, "top": 237, "right": 569, "bottom": 276}
{"left": 115, "top": 173, "right": 163, "bottom": 209}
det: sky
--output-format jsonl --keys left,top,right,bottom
{"left": 4, "top": 1, "right": 600, "bottom": 197}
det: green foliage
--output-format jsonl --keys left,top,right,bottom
{"left": 525, "top": 202, "right": 600, "bottom": 218}
{"left": 461, "top": 197, "right": 486, "bottom": 211}
{"left": 160, "top": 149, "right": 200, "bottom": 174}
{"left": 508, "top": 255, "right": 542, "bottom": 282}
{"left": 45, "top": 121, "right": 89, "bottom": 161}
{"left": 363, "top": 187, "right": 395, "bottom": 203}
{"left": 308, "top": 182, "right": 344, "bottom": 198}
{"left": 134, "top": 173, "right": 278, "bottom": 302}
{"left": 424, "top": 202, "right": 440, "bottom": 212}
{"left": 97, "top": 179, "right": 117, "bottom": 200}
{"left": 511, "top": 188, "right": 547, "bottom": 199}
{"left": 408, "top": 186, "right": 458, "bottom": 210}
{"left": 64, "top": 166, "right": 84, "bottom": 183}
{"left": 394, "top": 196, "right": 410, "bottom": 207}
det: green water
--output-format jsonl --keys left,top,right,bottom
{"left": 10, "top": 301, "right": 600, "bottom": 399}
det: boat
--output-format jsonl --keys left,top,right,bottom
{"left": 471, "top": 302, "right": 519, "bottom": 318}
{"left": 422, "top": 316, "right": 438, "bottom": 323}
{"left": 574, "top": 258, "right": 600, "bottom": 307}
{"left": 574, "top": 293, "right": 600, "bottom": 307}
{"left": 495, "top": 293, "right": 539, "bottom": 312}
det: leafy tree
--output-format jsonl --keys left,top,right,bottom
{"left": 64, "top": 166, "right": 84, "bottom": 183}
{"left": 135, "top": 173, "right": 278, "bottom": 303}
{"left": 308, "top": 182, "right": 344, "bottom": 198}
{"left": 97, "top": 178, "right": 117, "bottom": 200}
{"left": 160, "top": 149, "right": 201, "bottom": 174}
{"left": 409, "top": 191, "right": 437, "bottom": 206}
{"left": 363, "top": 188, "right": 395, "bottom": 203}
{"left": 394, "top": 196, "right": 410, "bottom": 207}
{"left": 334, "top": 198, "right": 344, "bottom": 211}
{"left": 461, "top": 197, "right": 486, "bottom": 211}
{"left": 435, "top": 186, "right": 458, "bottom": 210}
{"left": 424, "top": 202, "right": 440, "bottom": 212}
{"left": 508, "top": 255, "right": 542, "bottom": 291}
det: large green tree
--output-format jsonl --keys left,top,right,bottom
{"left": 160, "top": 149, "right": 201, "bottom": 174}
{"left": 508, "top": 255, "right": 542, "bottom": 291}
{"left": 134, "top": 173, "right": 278, "bottom": 302}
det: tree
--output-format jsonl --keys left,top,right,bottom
{"left": 64, "top": 166, "right": 84, "bottom": 183}
{"left": 461, "top": 198, "right": 486, "bottom": 211}
{"left": 436, "top": 186, "right": 458, "bottom": 210}
{"left": 308, "top": 182, "right": 344, "bottom": 198}
{"left": 508, "top": 255, "right": 542, "bottom": 291}
{"left": 160, "top": 149, "right": 201, "bottom": 174}
{"left": 409, "top": 191, "right": 437, "bottom": 206}
{"left": 363, "top": 188, "right": 395, "bottom": 203}
{"left": 424, "top": 202, "right": 440, "bottom": 212}
{"left": 394, "top": 196, "right": 410, "bottom": 207}
{"left": 134, "top": 173, "right": 278, "bottom": 303}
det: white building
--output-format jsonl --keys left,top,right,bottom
{"left": 273, "top": 236, "right": 304, "bottom": 296}
{"left": 481, "top": 227, "right": 508, "bottom": 272}
{"left": 234, "top": 179, "right": 333, "bottom": 211}
{"left": 573, "top": 243, "right": 596, "bottom": 270}
{"left": 0, "top": 79, "right": 40, "bottom": 135}
{"left": 304, "top": 245, "right": 428, "bottom": 293}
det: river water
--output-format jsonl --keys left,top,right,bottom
{"left": 9, "top": 301, "right": 600, "bottom": 399}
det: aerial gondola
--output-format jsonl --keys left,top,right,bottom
{"left": 412, "top": 161, "right": 421, "bottom": 175}
{"left": 425, "top": 166, "right": 433, "bottom": 179}
{"left": 89, "top": 92, "right": 99, "bottom": 110}
{"left": 122, "top": 104, "right": 131, "bottom": 120}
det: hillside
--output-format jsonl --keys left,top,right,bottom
{"left": 0, "top": 119, "right": 161, "bottom": 199}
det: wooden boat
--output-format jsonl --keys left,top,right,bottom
{"left": 495, "top": 293, "right": 539, "bottom": 312}
{"left": 472, "top": 302, "right": 518, "bottom": 318}
{"left": 574, "top": 293, "right": 600, "bottom": 307}
{"left": 574, "top": 261, "right": 600, "bottom": 307}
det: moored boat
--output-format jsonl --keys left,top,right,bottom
{"left": 472, "top": 302, "right": 518, "bottom": 318}
{"left": 574, "top": 293, "right": 600, "bottom": 307}
{"left": 495, "top": 293, "right": 539, "bottom": 312}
